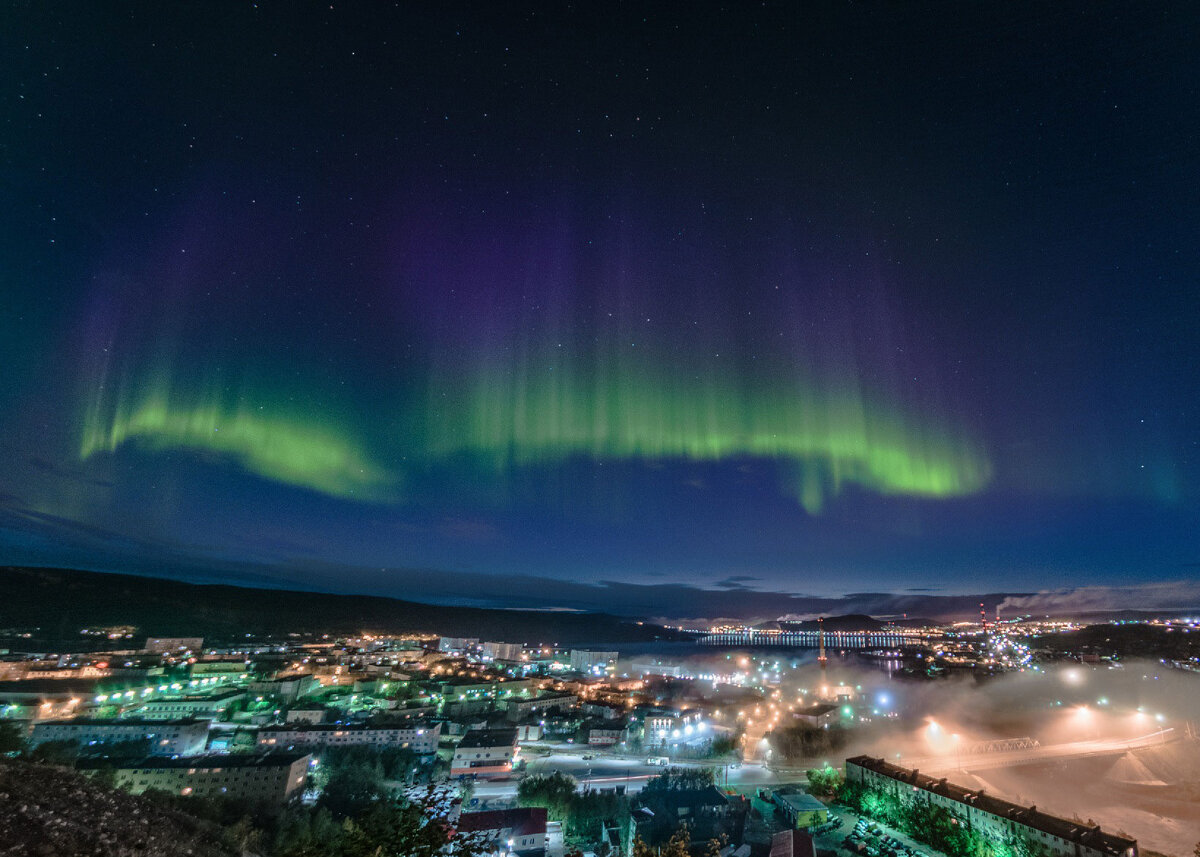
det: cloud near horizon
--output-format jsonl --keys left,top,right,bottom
{"left": 997, "top": 581, "right": 1200, "bottom": 616}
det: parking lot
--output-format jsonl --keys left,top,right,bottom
{"left": 810, "top": 805, "right": 950, "bottom": 857}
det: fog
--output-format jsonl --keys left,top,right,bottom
{"left": 626, "top": 650, "right": 1200, "bottom": 855}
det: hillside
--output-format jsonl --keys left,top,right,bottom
{"left": 0, "top": 566, "right": 683, "bottom": 648}
{"left": 776, "top": 614, "right": 888, "bottom": 632}
{"left": 0, "top": 759, "right": 238, "bottom": 857}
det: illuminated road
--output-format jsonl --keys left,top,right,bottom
{"left": 470, "top": 753, "right": 782, "bottom": 802}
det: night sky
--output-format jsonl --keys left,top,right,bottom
{"left": 2, "top": 3, "right": 1198, "bottom": 619}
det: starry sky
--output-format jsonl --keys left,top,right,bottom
{"left": 2, "top": 3, "right": 1198, "bottom": 619}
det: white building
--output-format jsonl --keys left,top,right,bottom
{"left": 503, "top": 693, "right": 577, "bottom": 722}
{"left": 135, "top": 689, "right": 245, "bottom": 720}
{"left": 587, "top": 727, "right": 624, "bottom": 746}
{"left": 451, "top": 728, "right": 518, "bottom": 779}
{"left": 31, "top": 717, "right": 210, "bottom": 756}
{"left": 631, "top": 661, "right": 683, "bottom": 678}
{"left": 569, "top": 650, "right": 618, "bottom": 674}
{"left": 257, "top": 722, "right": 441, "bottom": 755}
{"left": 247, "top": 674, "right": 321, "bottom": 702}
{"left": 438, "top": 637, "right": 479, "bottom": 654}
{"left": 483, "top": 642, "right": 524, "bottom": 662}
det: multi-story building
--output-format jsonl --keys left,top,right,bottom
{"left": 440, "top": 677, "right": 537, "bottom": 702}
{"left": 0, "top": 678, "right": 104, "bottom": 721}
{"left": 569, "top": 650, "right": 618, "bottom": 674}
{"left": 31, "top": 717, "right": 209, "bottom": 756}
{"left": 79, "top": 752, "right": 310, "bottom": 805}
{"left": 190, "top": 661, "right": 250, "bottom": 679}
{"left": 459, "top": 807, "right": 548, "bottom": 857}
{"left": 504, "top": 693, "right": 577, "bottom": 722}
{"left": 451, "top": 728, "right": 519, "bottom": 779}
{"left": 845, "top": 757, "right": 1137, "bottom": 857}
{"left": 581, "top": 701, "right": 627, "bottom": 721}
{"left": 586, "top": 727, "right": 624, "bottom": 746}
{"left": 631, "top": 661, "right": 683, "bottom": 678}
{"left": 257, "top": 722, "right": 441, "bottom": 755}
{"left": 134, "top": 689, "right": 245, "bottom": 720}
{"left": 438, "top": 637, "right": 479, "bottom": 654}
{"left": 247, "top": 674, "right": 320, "bottom": 702}
{"left": 482, "top": 642, "right": 524, "bottom": 662}
{"left": 285, "top": 706, "right": 328, "bottom": 725}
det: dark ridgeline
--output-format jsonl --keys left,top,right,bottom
{"left": 0, "top": 566, "right": 685, "bottom": 647}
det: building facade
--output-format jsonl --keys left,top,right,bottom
{"left": 482, "top": 642, "right": 524, "bottom": 662}
{"left": 503, "top": 694, "right": 577, "bottom": 722}
{"left": 845, "top": 756, "right": 1137, "bottom": 857}
{"left": 81, "top": 752, "right": 311, "bottom": 805}
{"left": 568, "top": 650, "right": 618, "bottom": 674}
{"left": 451, "top": 728, "right": 519, "bottom": 779}
{"left": 257, "top": 722, "right": 441, "bottom": 755}
{"left": 135, "top": 689, "right": 245, "bottom": 720}
{"left": 31, "top": 717, "right": 209, "bottom": 756}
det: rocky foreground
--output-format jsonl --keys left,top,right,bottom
{"left": 0, "top": 761, "right": 238, "bottom": 857}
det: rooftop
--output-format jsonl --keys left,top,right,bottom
{"left": 777, "top": 791, "right": 827, "bottom": 812}
{"left": 260, "top": 722, "right": 434, "bottom": 733}
{"left": 458, "top": 728, "right": 518, "bottom": 749}
{"left": 0, "top": 678, "right": 107, "bottom": 694}
{"left": 794, "top": 703, "right": 838, "bottom": 717}
{"left": 459, "top": 807, "right": 547, "bottom": 837}
{"left": 34, "top": 717, "right": 208, "bottom": 727}
{"left": 78, "top": 751, "right": 309, "bottom": 771}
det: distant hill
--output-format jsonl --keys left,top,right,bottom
{"left": 0, "top": 566, "right": 683, "bottom": 647}
{"left": 777, "top": 614, "right": 887, "bottom": 632}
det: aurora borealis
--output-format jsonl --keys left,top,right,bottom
{"left": 2, "top": 3, "right": 1198, "bottom": 615}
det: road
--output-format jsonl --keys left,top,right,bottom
{"left": 471, "top": 752, "right": 783, "bottom": 802}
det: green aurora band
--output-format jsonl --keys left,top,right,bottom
{"left": 79, "top": 359, "right": 990, "bottom": 512}
{"left": 426, "top": 364, "right": 992, "bottom": 513}
{"left": 79, "top": 368, "right": 395, "bottom": 502}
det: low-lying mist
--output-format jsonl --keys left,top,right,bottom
{"left": 626, "top": 650, "right": 1199, "bottom": 855}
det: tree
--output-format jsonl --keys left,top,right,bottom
{"left": 641, "top": 767, "right": 715, "bottom": 793}
{"left": 518, "top": 771, "right": 578, "bottom": 818}
{"left": 631, "top": 825, "right": 721, "bottom": 857}
{"left": 708, "top": 734, "right": 740, "bottom": 758}
{"left": 768, "top": 723, "right": 848, "bottom": 762}
{"left": 82, "top": 737, "right": 152, "bottom": 760}
{"left": 805, "top": 765, "right": 843, "bottom": 798}
{"left": 319, "top": 763, "right": 383, "bottom": 818}
{"left": 29, "top": 738, "right": 79, "bottom": 766}
{"left": 0, "top": 722, "right": 28, "bottom": 755}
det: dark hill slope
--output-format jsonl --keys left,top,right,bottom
{"left": 0, "top": 566, "right": 681, "bottom": 646}
{"left": 0, "top": 759, "right": 237, "bottom": 857}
